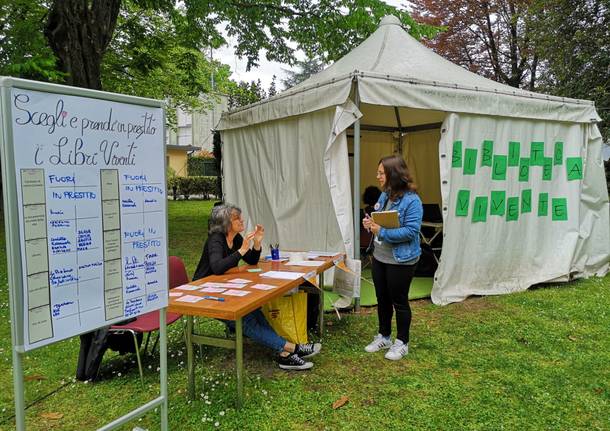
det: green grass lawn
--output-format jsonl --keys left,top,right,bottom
{"left": 0, "top": 200, "right": 609, "bottom": 430}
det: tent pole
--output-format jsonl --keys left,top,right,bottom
{"left": 353, "top": 80, "right": 361, "bottom": 312}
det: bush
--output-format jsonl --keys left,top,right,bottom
{"left": 168, "top": 176, "right": 216, "bottom": 200}
{"left": 188, "top": 156, "right": 218, "bottom": 176}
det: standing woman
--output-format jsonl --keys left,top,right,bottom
{"left": 362, "top": 155, "right": 423, "bottom": 360}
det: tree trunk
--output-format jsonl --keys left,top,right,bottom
{"left": 44, "top": 0, "right": 121, "bottom": 90}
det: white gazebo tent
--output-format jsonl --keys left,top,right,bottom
{"left": 217, "top": 15, "right": 609, "bottom": 305}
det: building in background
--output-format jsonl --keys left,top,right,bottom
{"left": 166, "top": 93, "right": 228, "bottom": 176}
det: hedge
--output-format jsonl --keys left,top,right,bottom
{"left": 188, "top": 156, "right": 218, "bottom": 177}
{"left": 167, "top": 176, "right": 217, "bottom": 200}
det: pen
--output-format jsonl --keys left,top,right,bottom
{"left": 203, "top": 296, "right": 225, "bottom": 302}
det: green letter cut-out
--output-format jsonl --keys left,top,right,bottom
{"left": 554, "top": 142, "right": 563, "bottom": 165}
{"left": 463, "top": 148, "right": 477, "bottom": 175}
{"left": 521, "top": 189, "right": 532, "bottom": 213}
{"left": 506, "top": 197, "right": 519, "bottom": 221}
{"left": 518, "top": 158, "right": 530, "bottom": 182}
{"left": 530, "top": 141, "right": 545, "bottom": 166}
{"left": 481, "top": 140, "right": 493, "bottom": 167}
{"left": 508, "top": 141, "right": 520, "bottom": 166}
{"left": 538, "top": 193, "right": 548, "bottom": 217}
{"left": 452, "top": 141, "right": 462, "bottom": 168}
{"left": 456, "top": 190, "right": 470, "bottom": 217}
{"left": 552, "top": 198, "right": 568, "bottom": 221}
{"left": 566, "top": 157, "right": 583, "bottom": 181}
{"left": 472, "top": 196, "right": 488, "bottom": 222}
{"left": 492, "top": 155, "right": 507, "bottom": 180}
{"left": 542, "top": 157, "right": 553, "bottom": 181}
{"left": 490, "top": 191, "right": 506, "bottom": 216}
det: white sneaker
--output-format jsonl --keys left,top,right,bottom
{"left": 364, "top": 334, "right": 393, "bottom": 353}
{"left": 384, "top": 339, "right": 409, "bottom": 360}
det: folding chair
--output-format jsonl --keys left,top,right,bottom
{"left": 109, "top": 256, "right": 186, "bottom": 383}
{"left": 420, "top": 204, "right": 443, "bottom": 263}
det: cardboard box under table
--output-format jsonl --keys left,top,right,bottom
{"left": 168, "top": 254, "right": 343, "bottom": 408}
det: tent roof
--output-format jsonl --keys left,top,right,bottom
{"left": 219, "top": 15, "right": 600, "bottom": 130}
{"left": 292, "top": 16, "right": 534, "bottom": 97}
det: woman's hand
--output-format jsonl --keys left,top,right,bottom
{"left": 253, "top": 224, "right": 264, "bottom": 249}
{"left": 368, "top": 221, "right": 381, "bottom": 236}
{"left": 239, "top": 231, "right": 256, "bottom": 255}
{"left": 364, "top": 215, "right": 381, "bottom": 235}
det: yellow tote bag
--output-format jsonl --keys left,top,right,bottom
{"left": 262, "top": 291, "right": 308, "bottom": 344}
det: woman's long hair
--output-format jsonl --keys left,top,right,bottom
{"left": 379, "top": 155, "right": 417, "bottom": 200}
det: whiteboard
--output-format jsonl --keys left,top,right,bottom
{"left": 3, "top": 84, "right": 167, "bottom": 351}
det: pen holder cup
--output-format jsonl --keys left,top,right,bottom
{"left": 270, "top": 248, "right": 280, "bottom": 261}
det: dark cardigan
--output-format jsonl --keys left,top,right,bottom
{"left": 192, "top": 232, "right": 261, "bottom": 281}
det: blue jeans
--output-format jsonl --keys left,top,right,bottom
{"left": 224, "top": 308, "right": 287, "bottom": 352}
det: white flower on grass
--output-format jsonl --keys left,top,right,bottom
{"left": 117, "top": 372, "right": 122, "bottom": 377}
{"left": 214, "top": 421, "right": 219, "bottom": 427}
{"left": 219, "top": 411, "right": 225, "bottom": 416}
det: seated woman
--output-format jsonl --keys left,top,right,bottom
{"left": 193, "top": 204, "right": 321, "bottom": 370}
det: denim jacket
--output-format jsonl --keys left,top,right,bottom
{"left": 375, "top": 191, "right": 423, "bottom": 263}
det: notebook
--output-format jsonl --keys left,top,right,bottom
{"left": 371, "top": 210, "right": 400, "bottom": 228}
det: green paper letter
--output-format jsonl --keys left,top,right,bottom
{"left": 452, "top": 141, "right": 463, "bottom": 168}
{"left": 543, "top": 157, "right": 553, "bottom": 181}
{"left": 490, "top": 191, "right": 506, "bottom": 216}
{"left": 492, "top": 155, "right": 508, "bottom": 180}
{"left": 463, "top": 148, "right": 477, "bottom": 175}
{"left": 554, "top": 142, "right": 563, "bottom": 165}
{"left": 538, "top": 193, "right": 548, "bottom": 217}
{"left": 518, "top": 158, "right": 530, "bottom": 182}
{"left": 456, "top": 190, "right": 470, "bottom": 217}
{"left": 506, "top": 197, "right": 519, "bottom": 221}
{"left": 530, "top": 141, "right": 545, "bottom": 166}
{"left": 472, "top": 196, "right": 488, "bottom": 222}
{"left": 566, "top": 157, "right": 583, "bottom": 181}
{"left": 552, "top": 198, "right": 568, "bottom": 221}
{"left": 508, "top": 141, "right": 520, "bottom": 166}
{"left": 481, "top": 140, "right": 493, "bottom": 167}
{"left": 521, "top": 189, "right": 532, "bottom": 213}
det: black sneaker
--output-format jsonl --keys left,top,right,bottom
{"left": 295, "top": 342, "right": 322, "bottom": 359}
{"left": 277, "top": 353, "right": 313, "bottom": 370}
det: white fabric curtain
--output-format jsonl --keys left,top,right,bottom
{"left": 433, "top": 113, "right": 609, "bottom": 305}
{"left": 222, "top": 102, "right": 359, "bottom": 263}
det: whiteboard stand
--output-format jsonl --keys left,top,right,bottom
{"left": 0, "top": 77, "right": 169, "bottom": 431}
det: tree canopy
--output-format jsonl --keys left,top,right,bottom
{"left": 412, "top": 0, "right": 609, "bottom": 140}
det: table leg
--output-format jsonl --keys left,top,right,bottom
{"left": 318, "top": 272, "right": 324, "bottom": 337}
{"left": 235, "top": 317, "right": 243, "bottom": 409}
{"left": 186, "top": 315, "right": 195, "bottom": 400}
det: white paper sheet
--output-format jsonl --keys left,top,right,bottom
{"left": 223, "top": 289, "right": 251, "bottom": 297}
{"left": 227, "top": 278, "right": 251, "bottom": 284}
{"left": 285, "top": 260, "right": 325, "bottom": 267}
{"left": 200, "top": 282, "right": 246, "bottom": 289}
{"left": 199, "top": 287, "right": 227, "bottom": 293}
{"left": 250, "top": 283, "right": 278, "bottom": 291}
{"left": 175, "top": 284, "right": 201, "bottom": 291}
{"left": 260, "top": 271, "right": 305, "bottom": 280}
{"left": 307, "top": 251, "right": 339, "bottom": 258}
{"left": 175, "top": 295, "right": 204, "bottom": 303}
